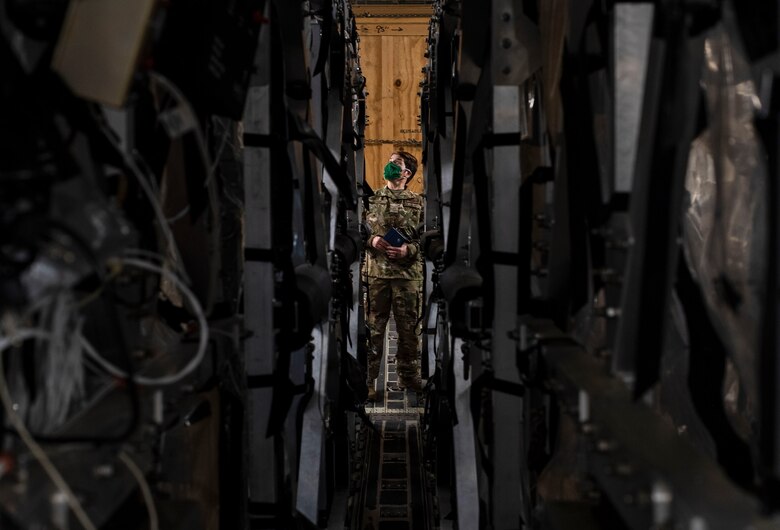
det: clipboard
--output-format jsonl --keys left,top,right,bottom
{"left": 382, "top": 227, "right": 410, "bottom": 247}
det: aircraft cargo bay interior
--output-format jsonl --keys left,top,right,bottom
{"left": 0, "top": 0, "right": 779, "bottom": 528}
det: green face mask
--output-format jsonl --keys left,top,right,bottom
{"left": 384, "top": 162, "right": 403, "bottom": 180}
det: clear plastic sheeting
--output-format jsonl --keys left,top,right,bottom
{"left": 682, "top": 15, "right": 768, "bottom": 425}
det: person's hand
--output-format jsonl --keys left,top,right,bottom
{"left": 372, "top": 236, "right": 390, "bottom": 253}
{"left": 386, "top": 243, "right": 408, "bottom": 260}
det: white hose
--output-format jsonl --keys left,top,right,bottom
{"left": 119, "top": 451, "right": 159, "bottom": 530}
{"left": 0, "top": 329, "right": 98, "bottom": 530}
{"left": 81, "top": 257, "right": 210, "bottom": 386}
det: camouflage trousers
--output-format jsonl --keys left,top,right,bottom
{"left": 365, "top": 278, "right": 423, "bottom": 383}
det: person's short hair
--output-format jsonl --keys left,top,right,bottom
{"left": 394, "top": 151, "right": 418, "bottom": 178}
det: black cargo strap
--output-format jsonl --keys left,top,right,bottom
{"left": 243, "top": 132, "right": 285, "bottom": 149}
{"left": 287, "top": 112, "right": 357, "bottom": 209}
{"left": 246, "top": 374, "right": 309, "bottom": 396}
{"left": 244, "top": 247, "right": 275, "bottom": 263}
{"left": 482, "top": 132, "right": 523, "bottom": 147}
{"left": 484, "top": 251, "right": 520, "bottom": 266}
{"left": 248, "top": 502, "right": 293, "bottom": 529}
{"left": 472, "top": 371, "right": 526, "bottom": 397}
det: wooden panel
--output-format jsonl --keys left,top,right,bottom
{"left": 358, "top": 16, "right": 426, "bottom": 196}
{"left": 353, "top": 5, "right": 433, "bottom": 17}
{"left": 357, "top": 20, "right": 429, "bottom": 36}
{"left": 392, "top": 35, "right": 426, "bottom": 136}
{"left": 381, "top": 36, "right": 395, "bottom": 140}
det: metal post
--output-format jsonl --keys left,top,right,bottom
{"left": 613, "top": 3, "right": 655, "bottom": 194}
{"left": 242, "top": 1, "right": 279, "bottom": 514}
{"left": 489, "top": 1, "right": 529, "bottom": 527}
{"left": 452, "top": 337, "right": 480, "bottom": 529}
{"left": 297, "top": 324, "right": 331, "bottom": 525}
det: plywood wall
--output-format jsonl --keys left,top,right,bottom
{"left": 356, "top": 9, "right": 430, "bottom": 194}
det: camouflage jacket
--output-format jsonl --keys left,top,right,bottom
{"left": 365, "top": 187, "right": 423, "bottom": 280}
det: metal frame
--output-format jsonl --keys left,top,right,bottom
{"left": 242, "top": 3, "right": 281, "bottom": 520}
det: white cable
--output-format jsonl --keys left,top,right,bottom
{"left": 30, "top": 293, "right": 85, "bottom": 433}
{"left": 118, "top": 451, "right": 159, "bottom": 530}
{"left": 165, "top": 204, "right": 191, "bottom": 224}
{"left": 121, "top": 248, "right": 167, "bottom": 263}
{"left": 0, "top": 329, "right": 98, "bottom": 530}
{"left": 81, "top": 257, "right": 210, "bottom": 386}
{"left": 208, "top": 118, "right": 232, "bottom": 186}
{"left": 99, "top": 126, "right": 191, "bottom": 284}
{"left": 149, "top": 71, "right": 221, "bottom": 315}
{"left": 209, "top": 118, "right": 244, "bottom": 212}
{"left": 149, "top": 72, "right": 215, "bottom": 189}
{"left": 128, "top": 151, "right": 192, "bottom": 284}
{"left": 83, "top": 354, "right": 113, "bottom": 380}
{"left": 90, "top": 105, "right": 191, "bottom": 285}
{"left": 22, "top": 291, "right": 58, "bottom": 321}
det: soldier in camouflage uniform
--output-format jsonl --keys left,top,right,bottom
{"left": 364, "top": 151, "right": 424, "bottom": 400}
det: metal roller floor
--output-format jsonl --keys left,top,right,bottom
{"left": 348, "top": 320, "right": 437, "bottom": 530}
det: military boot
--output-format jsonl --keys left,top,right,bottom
{"left": 398, "top": 374, "right": 424, "bottom": 393}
